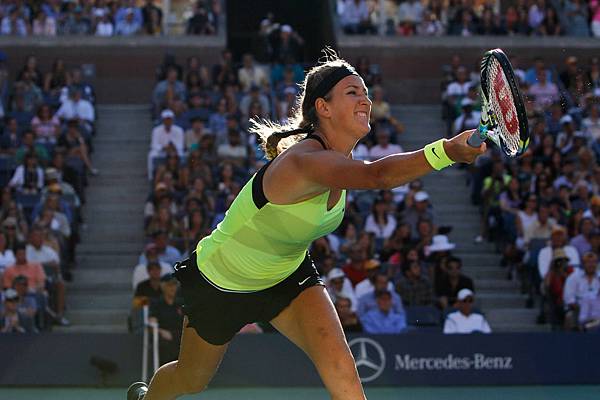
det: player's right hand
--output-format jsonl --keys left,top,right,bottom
{"left": 445, "top": 129, "right": 486, "bottom": 164}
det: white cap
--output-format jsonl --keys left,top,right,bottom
{"left": 281, "top": 24, "right": 292, "bottom": 33}
{"left": 327, "top": 268, "right": 346, "bottom": 281}
{"left": 461, "top": 98, "right": 473, "bottom": 107}
{"left": 414, "top": 191, "right": 429, "bottom": 202}
{"left": 560, "top": 115, "right": 573, "bottom": 125}
{"left": 457, "top": 288, "right": 474, "bottom": 301}
{"left": 161, "top": 109, "right": 175, "bottom": 119}
{"left": 3, "top": 288, "right": 18, "bottom": 301}
{"left": 427, "top": 234, "right": 456, "bottom": 253}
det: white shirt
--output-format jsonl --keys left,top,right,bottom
{"left": 446, "top": 81, "right": 472, "bottom": 98}
{"left": 9, "top": 165, "right": 44, "bottom": 190}
{"left": 443, "top": 311, "right": 492, "bottom": 334}
{"left": 55, "top": 98, "right": 95, "bottom": 122}
{"left": 150, "top": 124, "right": 185, "bottom": 156}
{"left": 354, "top": 279, "right": 395, "bottom": 299}
{"left": 352, "top": 143, "right": 370, "bottom": 161}
{"left": 26, "top": 244, "right": 60, "bottom": 265}
{"left": 217, "top": 143, "right": 248, "bottom": 160}
{"left": 453, "top": 111, "right": 481, "bottom": 135}
{"left": 563, "top": 271, "right": 600, "bottom": 307}
{"left": 132, "top": 261, "right": 174, "bottom": 289}
{"left": 327, "top": 277, "right": 358, "bottom": 312}
{"left": 518, "top": 211, "right": 538, "bottom": 234}
{"left": 538, "top": 245, "right": 581, "bottom": 279}
{"left": 364, "top": 214, "right": 397, "bottom": 240}
{"left": 95, "top": 22, "right": 114, "bottom": 36}
{"left": 0, "top": 249, "right": 15, "bottom": 273}
{"left": 369, "top": 143, "right": 403, "bottom": 160}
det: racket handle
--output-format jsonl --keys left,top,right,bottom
{"left": 467, "top": 131, "right": 485, "bottom": 147}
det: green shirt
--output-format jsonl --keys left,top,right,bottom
{"left": 196, "top": 169, "right": 346, "bottom": 291}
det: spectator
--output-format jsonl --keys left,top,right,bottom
{"left": 9, "top": 153, "right": 44, "bottom": 194}
{"left": 397, "top": 0, "right": 424, "bottom": 35}
{"left": 341, "top": 0, "right": 374, "bottom": 34}
{"left": 13, "top": 71, "right": 44, "bottom": 114}
{"left": 523, "top": 202, "right": 556, "bottom": 247}
{"left": 57, "top": 119, "right": 98, "bottom": 175}
{"left": 357, "top": 273, "right": 403, "bottom": 317}
{"left": 436, "top": 255, "right": 474, "bottom": 309}
{"left": 443, "top": 289, "right": 491, "bottom": 334}
{"left": 403, "top": 191, "right": 435, "bottom": 237}
{"left": 335, "top": 296, "right": 362, "bottom": 332}
{"left": 94, "top": 10, "right": 114, "bottom": 37}
{"left": 1, "top": 116, "right": 21, "bottom": 155}
{"left": 592, "top": 1, "right": 600, "bottom": 38}
{"left": 237, "top": 54, "right": 269, "bottom": 92}
{"left": 132, "top": 243, "right": 174, "bottom": 289}
{"left": 55, "top": 86, "right": 95, "bottom": 134}
{"left": 149, "top": 275, "right": 183, "bottom": 363}
{"left": 2, "top": 243, "right": 45, "bottom": 292}
{"left": 563, "top": 252, "right": 600, "bottom": 329}
{"left": 15, "top": 130, "right": 49, "bottom": 165}
{"left": 0, "top": 288, "right": 36, "bottom": 333}
{"left": 364, "top": 196, "right": 397, "bottom": 244}
{"left": 217, "top": 129, "right": 248, "bottom": 167}
{"left": 61, "top": 6, "right": 91, "bottom": 35}
{"left": 116, "top": 8, "right": 142, "bottom": 36}
{"left": 453, "top": 98, "right": 481, "bottom": 136}
{"left": 60, "top": 67, "right": 95, "bottom": 105}
{"left": 32, "top": 11, "right": 57, "bottom": 36}
{"left": 186, "top": 1, "right": 216, "bottom": 35}
{"left": 139, "top": 230, "right": 181, "bottom": 267}
{"left": 326, "top": 268, "right": 358, "bottom": 311}
{"left": 240, "top": 85, "right": 270, "bottom": 120}
{"left": 396, "top": 260, "right": 434, "bottom": 306}
{"left": 0, "top": 231, "right": 15, "bottom": 275}
{"left": 529, "top": 70, "right": 559, "bottom": 111}
{"left": 141, "top": 0, "right": 163, "bottom": 35}
{"left": 564, "top": 0, "right": 590, "bottom": 37}
{"left": 271, "top": 25, "right": 304, "bottom": 64}
{"left": 1, "top": 8, "right": 28, "bottom": 36}
{"left": 342, "top": 245, "right": 369, "bottom": 287}
{"left": 570, "top": 218, "right": 595, "bottom": 259}
{"left": 360, "top": 289, "right": 407, "bottom": 334}
{"left": 31, "top": 104, "right": 61, "bottom": 144}
{"left": 132, "top": 261, "right": 163, "bottom": 309}
{"left": 152, "top": 67, "right": 186, "bottom": 116}
{"left": 543, "top": 248, "right": 574, "bottom": 326}
{"left": 11, "top": 275, "right": 38, "bottom": 320}
{"left": 148, "top": 109, "right": 185, "bottom": 178}
{"left": 368, "top": 126, "right": 403, "bottom": 160}
{"left": 538, "top": 225, "right": 581, "bottom": 281}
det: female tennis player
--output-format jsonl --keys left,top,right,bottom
{"left": 128, "top": 53, "right": 485, "bottom": 400}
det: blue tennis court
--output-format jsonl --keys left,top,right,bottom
{"left": 2, "top": 386, "right": 600, "bottom": 400}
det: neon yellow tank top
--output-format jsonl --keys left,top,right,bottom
{"left": 195, "top": 159, "right": 346, "bottom": 291}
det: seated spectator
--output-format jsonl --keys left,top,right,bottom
{"left": 95, "top": 10, "right": 114, "bottom": 37}
{"left": 340, "top": 0, "right": 374, "bottom": 34}
{"left": 397, "top": 0, "right": 424, "bottom": 35}
{"left": 565, "top": 0, "right": 590, "bottom": 37}
{"left": 443, "top": 289, "right": 491, "bottom": 334}
{"left": 217, "top": 129, "right": 248, "bottom": 168}
{"left": 240, "top": 85, "right": 270, "bottom": 120}
{"left": 12, "top": 71, "right": 43, "bottom": 114}
{"left": 543, "top": 248, "right": 575, "bottom": 327}
{"left": 148, "top": 110, "right": 184, "bottom": 179}
{"left": 2, "top": 243, "right": 45, "bottom": 292}
{"left": 359, "top": 289, "right": 407, "bottom": 334}
{"left": 538, "top": 225, "right": 581, "bottom": 282}
{"left": 56, "top": 86, "right": 95, "bottom": 136}
{"left": 523, "top": 202, "right": 556, "bottom": 247}
{"left": 1, "top": 117, "right": 22, "bottom": 156}
{"left": 11, "top": 275, "right": 38, "bottom": 321}
{"left": 132, "top": 243, "right": 175, "bottom": 289}
{"left": 364, "top": 196, "right": 397, "bottom": 246}
{"left": 149, "top": 275, "right": 183, "bottom": 363}
{"left": 0, "top": 231, "right": 15, "bottom": 275}
{"left": 396, "top": 260, "right": 434, "bottom": 306}
{"left": 132, "top": 261, "right": 163, "bottom": 309}
{"left": 357, "top": 273, "right": 403, "bottom": 318}
{"left": 342, "top": 245, "right": 369, "bottom": 287}
{"left": 152, "top": 67, "right": 186, "bottom": 116}
{"left": 326, "top": 268, "right": 358, "bottom": 311}
{"left": 528, "top": 70, "right": 559, "bottom": 112}
{"left": 115, "top": 8, "right": 142, "bottom": 36}
{"left": 15, "top": 130, "right": 50, "bottom": 165}
{"left": 0, "top": 288, "right": 36, "bottom": 333}
{"left": 271, "top": 25, "right": 304, "bottom": 64}
{"left": 563, "top": 252, "right": 599, "bottom": 330}
{"left": 60, "top": 6, "right": 91, "bottom": 35}
{"left": 145, "top": 205, "right": 182, "bottom": 242}
{"left": 138, "top": 230, "right": 181, "bottom": 267}
{"left": 141, "top": 0, "right": 162, "bottom": 35}
{"left": 1, "top": 8, "right": 28, "bottom": 36}
{"left": 570, "top": 218, "right": 595, "bottom": 259}
{"left": 237, "top": 54, "right": 268, "bottom": 92}
{"left": 436, "top": 256, "right": 474, "bottom": 309}
{"left": 403, "top": 191, "right": 435, "bottom": 238}
{"left": 59, "top": 68, "right": 95, "bottom": 105}
{"left": 335, "top": 296, "right": 362, "bottom": 332}
{"left": 185, "top": 118, "right": 210, "bottom": 151}
{"left": 9, "top": 153, "right": 44, "bottom": 194}
{"left": 186, "top": 1, "right": 216, "bottom": 35}
{"left": 368, "top": 126, "right": 403, "bottom": 160}
{"left": 355, "top": 261, "right": 395, "bottom": 298}
{"left": 31, "top": 104, "right": 61, "bottom": 144}
{"left": 57, "top": 119, "right": 98, "bottom": 175}
{"left": 453, "top": 98, "right": 481, "bottom": 136}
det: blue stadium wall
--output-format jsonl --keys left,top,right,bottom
{"left": 1, "top": 332, "right": 599, "bottom": 386}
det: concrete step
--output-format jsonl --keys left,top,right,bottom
{"left": 486, "top": 308, "right": 539, "bottom": 326}
{"left": 77, "top": 253, "right": 139, "bottom": 267}
{"left": 53, "top": 324, "right": 129, "bottom": 334}
{"left": 478, "top": 292, "right": 527, "bottom": 308}
{"left": 453, "top": 252, "right": 502, "bottom": 266}
{"left": 461, "top": 267, "right": 507, "bottom": 280}
{"left": 78, "top": 240, "right": 143, "bottom": 255}
{"left": 71, "top": 267, "right": 132, "bottom": 283}
{"left": 69, "top": 292, "right": 131, "bottom": 310}
{"left": 66, "top": 309, "right": 130, "bottom": 326}
{"left": 476, "top": 279, "right": 519, "bottom": 290}
{"left": 69, "top": 281, "right": 132, "bottom": 293}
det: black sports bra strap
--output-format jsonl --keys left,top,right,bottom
{"left": 303, "top": 134, "right": 327, "bottom": 150}
{"left": 252, "top": 160, "right": 272, "bottom": 209}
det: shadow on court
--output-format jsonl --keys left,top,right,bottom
{"left": 1, "top": 386, "right": 599, "bottom": 400}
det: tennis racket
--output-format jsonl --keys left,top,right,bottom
{"left": 467, "top": 48, "right": 529, "bottom": 157}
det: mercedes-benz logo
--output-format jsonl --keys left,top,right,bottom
{"left": 348, "top": 337, "right": 386, "bottom": 383}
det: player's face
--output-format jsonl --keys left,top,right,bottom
{"left": 328, "top": 75, "right": 371, "bottom": 138}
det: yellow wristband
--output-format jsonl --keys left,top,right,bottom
{"left": 424, "top": 139, "right": 455, "bottom": 171}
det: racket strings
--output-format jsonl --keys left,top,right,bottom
{"left": 487, "top": 59, "right": 521, "bottom": 156}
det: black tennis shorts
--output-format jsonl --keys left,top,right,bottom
{"left": 173, "top": 252, "right": 324, "bottom": 346}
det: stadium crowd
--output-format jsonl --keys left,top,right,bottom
{"left": 442, "top": 51, "right": 600, "bottom": 331}
{"left": 130, "top": 17, "right": 492, "bottom": 356}
{"left": 0, "top": 52, "right": 98, "bottom": 332}
{"left": 0, "top": 0, "right": 219, "bottom": 36}
{"left": 338, "top": 0, "right": 600, "bottom": 37}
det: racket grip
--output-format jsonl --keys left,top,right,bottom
{"left": 467, "top": 131, "right": 485, "bottom": 147}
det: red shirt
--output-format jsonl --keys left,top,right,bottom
{"left": 343, "top": 263, "right": 367, "bottom": 287}
{"left": 2, "top": 262, "right": 46, "bottom": 291}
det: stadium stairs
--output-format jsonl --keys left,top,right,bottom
{"left": 56, "top": 105, "right": 151, "bottom": 333}
{"left": 394, "top": 105, "right": 546, "bottom": 332}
